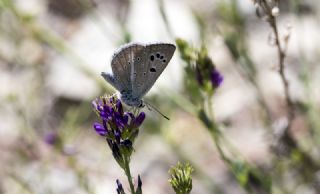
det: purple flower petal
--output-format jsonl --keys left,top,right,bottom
{"left": 92, "top": 99, "right": 103, "bottom": 111}
{"left": 138, "top": 175, "right": 142, "bottom": 187}
{"left": 125, "top": 112, "right": 135, "bottom": 125}
{"left": 114, "top": 130, "right": 121, "bottom": 143}
{"left": 110, "top": 142, "right": 121, "bottom": 160}
{"left": 116, "top": 179, "right": 124, "bottom": 194}
{"left": 100, "top": 111, "right": 109, "bottom": 119}
{"left": 102, "top": 120, "right": 108, "bottom": 130}
{"left": 44, "top": 131, "right": 58, "bottom": 145}
{"left": 116, "top": 99, "right": 123, "bottom": 114}
{"left": 103, "top": 104, "right": 109, "bottom": 113}
{"left": 122, "top": 114, "right": 129, "bottom": 125}
{"left": 94, "top": 122, "right": 108, "bottom": 136}
{"left": 126, "top": 112, "right": 135, "bottom": 119}
{"left": 134, "top": 112, "right": 145, "bottom": 128}
{"left": 114, "top": 111, "right": 122, "bottom": 120}
{"left": 91, "top": 101, "right": 97, "bottom": 110}
{"left": 210, "top": 69, "right": 223, "bottom": 88}
{"left": 121, "top": 139, "right": 132, "bottom": 147}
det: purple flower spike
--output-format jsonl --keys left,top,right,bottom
{"left": 134, "top": 112, "right": 146, "bottom": 128}
{"left": 116, "top": 179, "right": 124, "bottom": 194}
{"left": 91, "top": 95, "right": 146, "bottom": 165}
{"left": 138, "top": 175, "right": 142, "bottom": 187}
{"left": 94, "top": 122, "right": 108, "bottom": 136}
{"left": 136, "top": 175, "right": 142, "bottom": 194}
{"left": 210, "top": 69, "right": 223, "bottom": 88}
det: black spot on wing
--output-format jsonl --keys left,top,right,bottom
{"left": 150, "top": 67, "right": 156, "bottom": 72}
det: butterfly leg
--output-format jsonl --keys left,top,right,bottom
{"left": 144, "top": 103, "right": 152, "bottom": 111}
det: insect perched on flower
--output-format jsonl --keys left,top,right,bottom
{"left": 101, "top": 42, "right": 176, "bottom": 108}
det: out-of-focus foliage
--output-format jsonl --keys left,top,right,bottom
{"left": 0, "top": 0, "right": 320, "bottom": 194}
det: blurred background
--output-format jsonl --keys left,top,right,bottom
{"left": 0, "top": 0, "right": 320, "bottom": 193}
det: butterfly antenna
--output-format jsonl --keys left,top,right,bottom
{"left": 144, "top": 101, "right": 170, "bottom": 120}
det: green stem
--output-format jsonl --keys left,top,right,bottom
{"left": 124, "top": 158, "right": 135, "bottom": 194}
{"left": 209, "top": 123, "right": 231, "bottom": 165}
{"left": 207, "top": 97, "right": 214, "bottom": 121}
{"left": 204, "top": 99, "right": 229, "bottom": 163}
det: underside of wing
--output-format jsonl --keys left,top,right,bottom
{"left": 102, "top": 43, "right": 144, "bottom": 91}
{"left": 132, "top": 43, "right": 176, "bottom": 99}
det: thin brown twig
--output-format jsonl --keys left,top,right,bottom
{"left": 261, "top": 0, "right": 295, "bottom": 126}
{"left": 259, "top": 1, "right": 320, "bottom": 193}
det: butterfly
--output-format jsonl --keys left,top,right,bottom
{"left": 101, "top": 42, "right": 176, "bottom": 109}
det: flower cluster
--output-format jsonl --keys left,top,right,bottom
{"left": 169, "top": 162, "right": 194, "bottom": 194}
{"left": 195, "top": 55, "right": 223, "bottom": 90}
{"left": 176, "top": 38, "right": 223, "bottom": 98}
{"left": 92, "top": 95, "right": 145, "bottom": 168}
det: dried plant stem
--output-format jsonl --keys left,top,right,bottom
{"left": 261, "top": 1, "right": 294, "bottom": 126}
{"left": 260, "top": 2, "right": 300, "bottom": 160}
{"left": 272, "top": 23, "right": 294, "bottom": 123}
{"left": 260, "top": 1, "right": 320, "bottom": 192}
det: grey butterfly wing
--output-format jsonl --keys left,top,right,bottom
{"left": 131, "top": 43, "right": 176, "bottom": 99}
{"left": 101, "top": 43, "right": 144, "bottom": 91}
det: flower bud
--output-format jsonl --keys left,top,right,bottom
{"left": 272, "top": 7, "right": 280, "bottom": 17}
